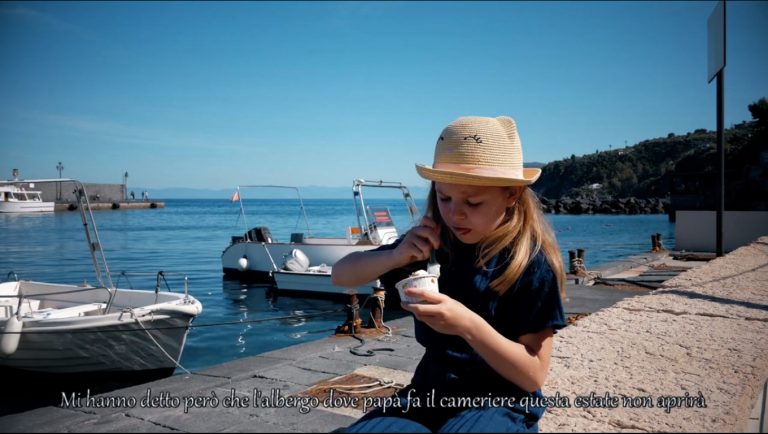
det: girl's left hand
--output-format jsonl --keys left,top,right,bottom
{"left": 400, "top": 288, "right": 479, "bottom": 336}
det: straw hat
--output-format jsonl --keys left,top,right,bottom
{"left": 416, "top": 116, "right": 541, "bottom": 186}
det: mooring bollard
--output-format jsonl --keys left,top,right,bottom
{"left": 651, "top": 233, "right": 665, "bottom": 252}
{"left": 569, "top": 249, "right": 587, "bottom": 277}
{"left": 335, "top": 293, "right": 362, "bottom": 335}
{"left": 368, "top": 288, "right": 386, "bottom": 329}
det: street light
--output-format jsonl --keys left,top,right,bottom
{"left": 123, "top": 171, "right": 129, "bottom": 201}
{"left": 56, "top": 162, "right": 64, "bottom": 200}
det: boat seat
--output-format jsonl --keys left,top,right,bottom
{"left": 27, "top": 302, "right": 106, "bottom": 319}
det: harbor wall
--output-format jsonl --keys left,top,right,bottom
{"left": 31, "top": 182, "right": 125, "bottom": 203}
{"left": 23, "top": 181, "right": 163, "bottom": 210}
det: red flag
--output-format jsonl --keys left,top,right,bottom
{"left": 230, "top": 191, "right": 240, "bottom": 202}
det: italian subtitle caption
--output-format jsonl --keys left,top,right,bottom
{"left": 60, "top": 388, "right": 707, "bottom": 414}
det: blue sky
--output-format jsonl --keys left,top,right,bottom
{"left": 1, "top": 1, "right": 766, "bottom": 194}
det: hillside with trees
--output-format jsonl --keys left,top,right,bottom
{"left": 530, "top": 98, "right": 768, "bottom": 214}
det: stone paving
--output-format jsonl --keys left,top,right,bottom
{"left": 540, "top": 237, "right": 768, "bottom": 432}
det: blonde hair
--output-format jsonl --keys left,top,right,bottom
{"left": 426, "top": 184, "right": 566, "bottom": 299}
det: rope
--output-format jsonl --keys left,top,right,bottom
{"left": 570, "top": 257, "right": 587, "bottom": 275}
{"left": 569, "top": 257, "right": 601, "bottom": 285}
{"left": 307, "top": 378, "right": 406, "bottom": 395}
{"left": 131, "top": 308, "right": 192, "bottom": 376}
{"left": 2, "top": 308, "right": 346, "bottom": 335}
{"left": 349, "top": 333, "right": 394, "bottom": 357}
{"left": 361, "top": 292, "right": 392, "bottom": 337}
{"left": 346, "top": 294, "right": 396, "bottom": 357}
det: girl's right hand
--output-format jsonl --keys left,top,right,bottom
{"left": 394, "top": 216, "right": 441, "bottom": 266}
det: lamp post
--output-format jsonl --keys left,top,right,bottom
{"left": 123, "top": 171, "right": 129, "bottom": 201}
{"left": 56, "top": 162, "right": 64, "bottom": 200}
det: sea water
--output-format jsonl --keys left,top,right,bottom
{"left": 0, "top": 198, "right": 674, "bottom": 373}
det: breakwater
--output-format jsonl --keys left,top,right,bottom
{"left": 540, "top": 196, "right": 669, "bottom": 215}
{"left": 31, "top": 182, "right": 163, "bottom": 211}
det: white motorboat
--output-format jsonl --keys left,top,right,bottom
{"left": 271, "top": 252, "right": 379, "bottom": 297}
{"left": 0, "top": 179, "right": 203, "bottom": 376}
{"left": 0, "top": 182, "right": 54, "bottom": 213}
{"left": 221, "top": 179, "right": 419, "bottom": 281}
{"left": 272, "top": 267, "right": 368, "bottom": 296}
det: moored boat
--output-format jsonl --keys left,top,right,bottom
{"left": 0, "top": 179, "right": 203, "bottom": 376}
{"left": 0, "top": 278, "right": 200, "bottom": 374}
{"left": 270, "top": 252, "right": 379, "bottom": 297}
{"left": 221, "top": 179, "right": 419, "bottom": 281}
{"left": 0, "top": 182, "right": 54, "bottom": 213}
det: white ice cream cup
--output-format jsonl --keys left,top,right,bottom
{"left": 395, "top": 272, "right": 439, "bottom": 304}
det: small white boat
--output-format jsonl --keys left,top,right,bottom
{"left": 0, "top": 179, "right": 202, "bottom": 376}
{"left": 221, "top": 179, "right": 419, "bottom": 280}
{"left": 0, "top": 278, "right": 201, "bottom": 374}
{"left": 0, "top": 182, "right": 54, "bottom": 213}
{"left": 271, "top": 253, "right": 378, "bottom": 296}
{"left": 272, "top": 268, "right": 364, "bottom": 296}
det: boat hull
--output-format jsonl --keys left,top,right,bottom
{"left": 0, "top": 315, "right": 193, "bottom": 373}
{"left": 0, "top": 202, "right": 54, "bottom": 213}
{"left": 0, "top": 280, "right": 202, "bottom": 374}
{"left": 272, "top": 269, "right": 377, "bottom": 296}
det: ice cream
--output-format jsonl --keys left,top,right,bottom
{"left": 395, "top": 270, "right": 439, "bottom": 304}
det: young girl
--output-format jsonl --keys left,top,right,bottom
{"left": 332, "top": 116, "right": 566, "bottom": 433}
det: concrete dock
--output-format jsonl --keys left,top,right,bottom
{"left": 1, "top": 238, "right": 766, "bottom": 432}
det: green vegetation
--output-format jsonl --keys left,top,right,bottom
{"left": 532, "top": 98, "right": 768, "bottom": 212}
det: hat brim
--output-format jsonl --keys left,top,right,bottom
{"left": 415, "top": 164, "right": 541, "bottom": 186}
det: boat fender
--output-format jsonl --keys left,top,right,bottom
{"left": 1, "top": 315, "right": 22, "bottom": 356}
{"left": 237, "top": 256, "right": 249, "bottom": 271}
{"left": 284, "top": 249, "right": 310, "bottom": 272}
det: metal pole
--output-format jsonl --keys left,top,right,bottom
{"left": 123, "top": 171, "right": 128, "bottom": 201}
{"left": 716, "top": 66, "right": 724, "bottom": 257}
{"left": 56, "top": 162, "right": 64, "bottom": 200}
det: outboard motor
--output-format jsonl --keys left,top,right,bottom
{"left": 247, "top": 226, "right": 273, "bottom": 243}
{"left": 283, "top": 249, "right": 310, "bottom": 272}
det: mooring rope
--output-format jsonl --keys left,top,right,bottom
{"left": 307, "top": 378, "right": 406, "bottom": 395}
{"left": 130, "top": 308, "right": 192, "bottom": 376}
{"left": 346, "top": 293, "right": 397, "bottom": 357}
{"left": 0, "top": 308, "right": 346, "bottom": 334}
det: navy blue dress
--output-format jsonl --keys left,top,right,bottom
{"left": 346, "top": 238, "right": 566, "bottom": 433}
